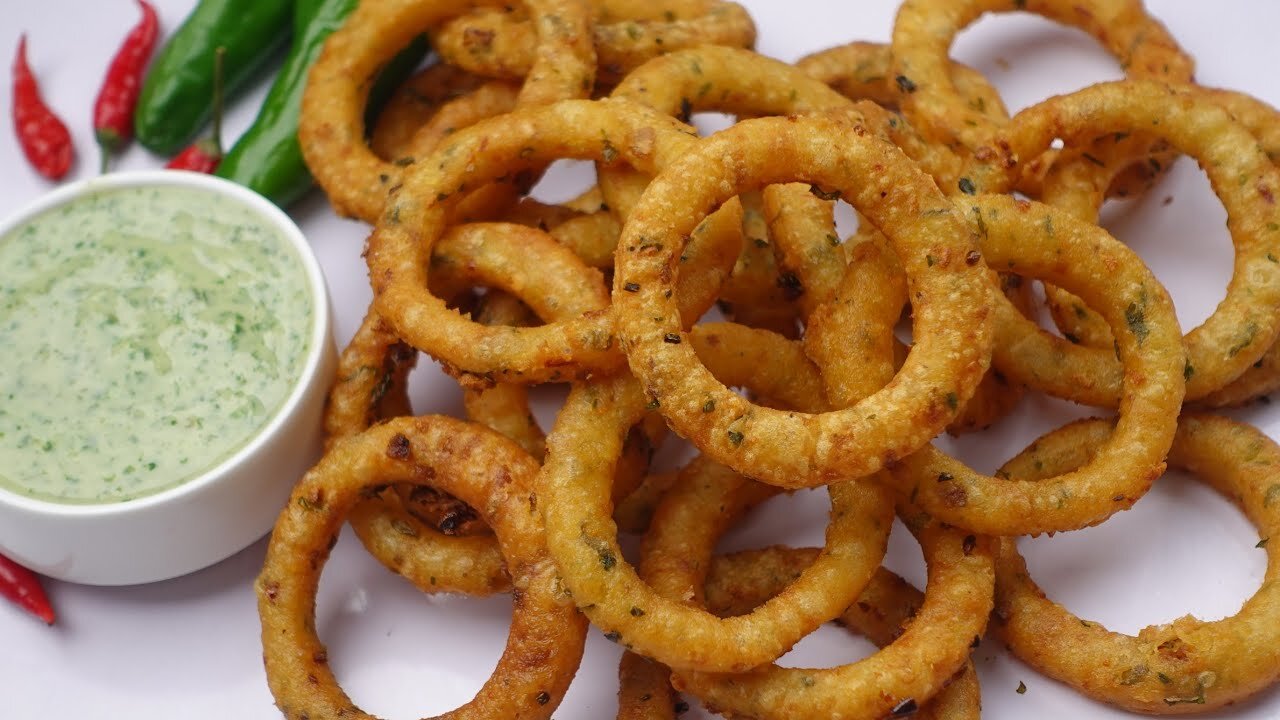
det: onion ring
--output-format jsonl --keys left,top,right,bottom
{"left": 368, "top": 63, "right": 496, "bottom": 161}
{"left": 300, "top": 0, "right": 596, "bottom": 223}
{"left": 991, "top": 81, "right": 1280, "bottom": 404}
{"left": 431, "top": 0, "right": 757, "bottom": 86}
{"left": 670, "top": 512, "right": 993, "bottom": 720}
{"left": 257, "top": 415, "right": 587, "bottom": 719}
{"left": 797, "top": 40, "right": 1006, "bottom": 123}
{"left": 366, "top": 98, "right": 739, "bottom": 384}
{"left": 704, "top": 547, "right": 984, "bottom": 720}
{"left": 537, "top": 370, "right": 895, "bottom": 673}
{"left": 889, "top": 193, "right": 1183, "bottom": 536}
{"left": 993, "top": 413, "right": 1280, "bottom": 712}
{"left": 612, "top": 110, "right": 993, "bottom": 487}
{"left": 1039, "top": 86, "right": 1280, "bottom": 407}
{"left": 890, "top": 0, "right": 1193, "bottom": 194}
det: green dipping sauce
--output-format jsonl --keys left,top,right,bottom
{"left": 0, "top": 184, "right": 314, "bottom": 504}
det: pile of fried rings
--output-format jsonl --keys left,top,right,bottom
{"left": 255, "top": 0, "right": 1280, "bottom": 717}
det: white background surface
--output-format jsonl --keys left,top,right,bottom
{"left": 2, "top": 1, "right": 1279, "bottom": 718}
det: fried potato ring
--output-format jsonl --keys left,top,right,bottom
{"left": 546, "top": 211, "right": 621, "bottom": 269}
{"left": 614, "top": 455, "right": 779, "bottom": 720}
{"left": 366, "top": 99, "right": 740, "bottom": 384}
{"left": 300, "top": 0, "right": 596, "bottom": 222}
{"left": 499, "top": 192, "right": 619, "bottom": 270}
{"left": 605, "top": 46, "right": 860, "bottom": 339}
{"left": 606, "top": 45, "right": 965, "bottom": 188}
{"left": 615, "top": 547, "right": 986, "bottom": 720}
{"left": 890, "top": 0, "right": 1192, "bottom": 187}
{"left": 796, "top": 40, "right": 1006, "bottom": 123}
{"left": 538, "top": 367, "right": 895, "bottom": 673}
{"left": 257, "top": 416, "right": 587, "bottom": 719}
{"left": 325, "top": 308, "right": 418, "bottom": 448}
{"left": 624, "top": 428, "right": 989, "bottom": 720}
{"left": 431, "top": 0, "right": 757, "bottom": 86}
{"left": 348, "top": 491, "right": 510, "bottom": 597}
{"left": 889, "top": 194, "right": 1184, "bottom": 536}
{"left": 614, "top": 320, "right": 828, "bottom": 534}
{"left": 992, "top": 81, "right": 1280, "bottom": 404}
{"left": 347, "top": 221, "right": 671, "bottom": 596}
{"left": 368, "top": 63, "right": 493, "bottom": 160}
{"left": 613, "top": 110, "right": 993, "bottom": 487}
{"left": 350, "top": 322, "right": 795, "bottom": 597}
{"left": 716, "top": 191, "right": 801, "bottom": 338}
{"left": 688, "top": 321, "right": 831, "bottom": 413}
{"left": 342, "top": 219, "right": 614, "bottom": 596}
{"left": 800, "top": 228, "right": 1025, "bottom": 432}
{"left": 665, "top": 507, "right": 993, "bottom": 720}
{"left": 738, "top": 102, "right": 1022, "bottom": 431}
{"left": 501, "top": 196, "right": 623, "bottom": 270}
{"left": 1041, "top": 87, "right": 1280, "bottom": 406}
{"left": 462, "top": 291, "right": 548, "bottom": 459}
{"left": 945, "top": 273, "right": 1031, "bottom": 433}
{"left": 993, "top": 413, "right": 1280, "bottom": 713}
{"left": 374, "top": 78, "right": 521, "bottom": 165}
{"left": 608, "top": 52, "right": 982, "bottom": 431}
{"left": 801, "top": 233, "right": 905, "bottom": 409}
{"left": 334, "top": 219, "right": 606, "bottom": 584}
{"left": 704, "top": 547, "right": 984, "bottom": 720}
{"left": 1196, "top": 342, "right": 1280, "bottom": 408}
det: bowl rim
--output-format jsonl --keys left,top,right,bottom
{"left": 0, "top": 169, "right": 331, "bottom": 518}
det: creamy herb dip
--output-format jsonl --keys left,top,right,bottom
{"left": 0, "top": 184, "right": 314, "bottom": 504}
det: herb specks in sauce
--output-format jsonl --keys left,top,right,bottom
{"left": 0, "top": 185, "right": 313, "bottom": 503}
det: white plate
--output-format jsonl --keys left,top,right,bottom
{"left": 2, "top": 1, "right": 1278, "bottom": 718}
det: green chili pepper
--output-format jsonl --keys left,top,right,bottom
{"left": 217, "top": 0, "right": 429, "bottom": 207}
{"left": 215, "top": 0, "right": 356, "bottom": 207}
{"left": 135, "top": 0, "right": 293, "bottom": 156}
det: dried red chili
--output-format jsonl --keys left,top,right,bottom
{"left": 0, "top": 553, "right": 54, "bottom": 625}
{"left": 11, "top": 35, "right": 74, "bottom": 180}
{"left": 94, "top": 0, "right": 160, "bottom": 170}
{"left": 165, "top": 46, "right": 224, "bottom": 173}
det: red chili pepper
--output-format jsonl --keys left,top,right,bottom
{"left": 0, "top": 553, "right": 54, "bottom": 625}
{"left": 166, "top": 46, "right": 225, "bottom": 173}
{"left": 94, "top": 0, "right": 159, "bottom": 171}
{"left": 165, "top": 135, "right": 221, "bottom": 173}
{"left": 11, "top": 35, "right": 74, "bottom": 180}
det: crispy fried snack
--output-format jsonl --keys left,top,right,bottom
{"left": 993, "top": 413, "right": 1280, "bottom": 713}
{"left": 264, "top": 2, "right": 1280, "bottom": 717}
{"left": 993, "top": 81, "right": 1280, "bottom": 404}
{"left": 890, "top": 0, "right": 1193, "bottom": 196}
{"left": 798, "top": 40, "right": 1006, "bottom": 122}
{"left": 431, "top": 0, "right": 757, "bottom": 85}
{"left": 670, "top": 514, "right": 993, "bottom": 720}
{"left": 613, "top": 110, "right": 992, "bottom": 487}
{"left": 257, "top": 416, "right": 587, "bottom": 719}
{"left": 368, "top": 63, "right": 503, "bottom": 160}
{"left": 300, "top": 0, "right": 596, "bottom": 222}
{"left": 890, "top": 194, "right": 1184, "bottom": 536}
{"left": 1040, "top": 87, "right": 1280, "bottom": 408}
{"left": 706, "top": 547, "right": 985, "bottom": 720}
{"left": 366, "top": 99, "right": 739, "bottom": 383}
{"left": 537, "top": 370, "right": 895, "bottom": 673}
{"left": 624, "top": 425, "right": 992, "bottom": 720}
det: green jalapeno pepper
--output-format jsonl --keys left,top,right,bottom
{"left": 217, "top": 0, "right": 429, "bottom": 207}
{"left": 135, "top": 0, "right": 293, "bottom": 155}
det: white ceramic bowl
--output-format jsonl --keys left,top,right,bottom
{"left": 0, "top": 171, "right": 336, "bottom": 585}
